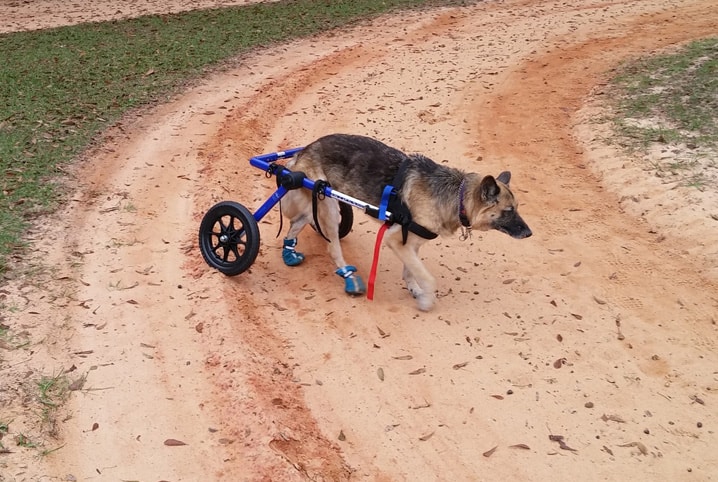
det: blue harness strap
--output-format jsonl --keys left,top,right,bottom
{"left": 378, "top": 185, "right": 394, "bottom": 221}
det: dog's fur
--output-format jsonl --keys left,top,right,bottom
{"left": 281, "top": 133, "right": 532, "bottom": 310}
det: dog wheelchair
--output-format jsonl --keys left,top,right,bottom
{"left": 198, "top": 147, "right": 398, "bottom": 280}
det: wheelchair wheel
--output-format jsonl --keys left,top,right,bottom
{"left": 198, "top": 201, "right": 260, "bottom": 276}
{"left": 338, "top": 202, "right": 354, "bottom": 239}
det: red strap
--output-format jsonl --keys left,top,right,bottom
{"left": 367, "top": 223, "right": 389, "bottom": 300}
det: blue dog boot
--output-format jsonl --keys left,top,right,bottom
{"left": 282, "top": 238, "right": 305, "bottom": 267}
{"left": 336, "top": 265, "right": 366, "bottom": 296}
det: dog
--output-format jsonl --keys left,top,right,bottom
{"left": 280, "top": 133, "right": 532, "bottom": 311}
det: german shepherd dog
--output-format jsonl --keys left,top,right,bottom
{"left": 280, "top": 134, "right": 532, "bottom": 311}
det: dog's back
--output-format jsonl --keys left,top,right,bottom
{"left": 291, "top": 134, "right": 409, "bottom": 205}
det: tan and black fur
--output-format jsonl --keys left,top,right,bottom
{"left": 281, "top": 133, "right": 531, "bottom": 311}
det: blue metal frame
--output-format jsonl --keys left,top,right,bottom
{"left": 248, "top": 148, "right": 392, "bottom": 222}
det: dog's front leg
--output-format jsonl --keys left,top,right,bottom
{"left": 386, "top": 231, "right": 436, "bottom": 311}
{"left": 402, "top": 266, "right": 422, "bottom": 299}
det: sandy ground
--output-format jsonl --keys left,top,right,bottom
{"left": 1, "top": 0, "right": 718, "bottom": 481}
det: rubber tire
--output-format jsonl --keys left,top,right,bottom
{"left": 338, "top": 202, "right": 354, "bottom": 239}
{"left": 198, "top": 201, "right": 260, "bottom": 276}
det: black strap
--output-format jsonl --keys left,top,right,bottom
{"left": 312, "top": 180, "right": 331, "bottom": 242}
{"left": 458, "top": 179, "right": 471, "bottom": 228}
{"left": 276, "top": 200, "right": 284, "bottom": 238}
{"left": 387, "top": 159, "right": 438, "bottom": 244}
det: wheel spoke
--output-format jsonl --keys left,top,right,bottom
{"left": 230, "top": 243, "right": 241, "bottom": 260}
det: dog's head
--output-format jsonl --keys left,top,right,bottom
{"left": 469, "top": 171, "right": 532, "bottom": 239}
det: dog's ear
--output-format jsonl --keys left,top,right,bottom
{"left": 479, "top": 175, "right": 500, "bottom": 203}
{"left": 497, "top": 171, "right": 511, "bottom": 185}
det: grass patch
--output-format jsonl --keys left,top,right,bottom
{"left": 609, "top": 37, "right": 718, "bottom": 150}
{"left": 35, "top": 371, "right": 72, "bottom": 440}
{"left": 0, "top": 0, "right": 471, "bottom": 274}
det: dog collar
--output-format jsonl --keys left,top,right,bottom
{"left": 458, "top": 179, "right": 471, "bottom": 228}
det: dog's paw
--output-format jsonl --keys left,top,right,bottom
{"left": 282, "top": 238, "right": 305, "bottom": 266}
{"left": 336, "top": 266, "right": 366, "bottom": 296}
{"left": 282, "top": 248, "right": 305, "bottom": 266}
{"left": 406, "top": 282, "right": 422, "bottom": 299}
{"left": 416, "top": 294, "right": 435, "bottom": 311}
{"left": 344, "top": 275, "right": 366, "bottom": 296}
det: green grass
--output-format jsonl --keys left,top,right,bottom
{"left": 609, "top": 37, "right": 718, "bottom": 150}
{"left": 0, "top": 0, "right": 470, "bottom": 273}
{"left": 36, "top": 371, "right": 71, "bottom": 439}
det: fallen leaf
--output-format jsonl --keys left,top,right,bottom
{"left": 491, "top": 395, "right": 504, "bottom": 400}
{"left": 483, "top": 445, "right": 498, "bottom": 457}
{"left": 601, "top": 414, "right": 626, "bottom": 423}
{"left": 419, "top": 431, "right": 435, "bottom": 441}
{"left": 92, "top": 423, "right": 99, "bottom": 431}
{"left": 377, "top": 367, "right": 385, "bottom": 381}
{"left": 618, "top": 441, "right": 648, "bottom": 455}
{"left": 409, "top": 368, "right": 426, "bottom": 375}
{"left": 69, "top": 377, "right": 85, "bottom": 391}
{"left": 553, "top": 358, "right": 567, "bottom": 369}
{"left": 509, "top": 443, "right": 531, "bottom": 450}
{"left": 570, "top": 313, "right": 583, "bottom": 320}
{"left": 549, "top": 434, "right": 577, "bottom": 452}
{"left": 377, "top": 326, "right": 389, "bottom": 338}
{"left": 195, "top": 322, "right": 204, "bottom": 334}
{"left": 392, "top": 355, "right": 413, "bottom": 360}
{"left": 503, "top": 278, "right": 515, "bottom": 284}
{"left": 338, "top": 430, "right": 346, "bottom": 441}
{"left": 452, "top": 362, "right": 468, "bottom": 370}
{"left": 164, "top": 439, "right": 187, "bottom": 446}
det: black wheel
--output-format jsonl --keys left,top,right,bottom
{"left": 199, "top": 201, "right": 260, "bottom": 276}
{"left": 338, "top": 202, "right": 354, "bottom": 239}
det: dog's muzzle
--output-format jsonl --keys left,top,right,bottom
{"left": 493, "top": 211, "right": 532, "bottom": 239}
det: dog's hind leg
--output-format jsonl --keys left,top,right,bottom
{"left": 281, "top": 189, "right": 312, "bottom": 266}
{"left": 385, "top": 229, "right": 436, "bottom": 311}
{"left": 317, "top": 198, "right": 366, "bottom": 296}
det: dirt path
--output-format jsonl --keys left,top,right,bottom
{"left": 0, "top": 0, "right": 277, "bottom": 33}
{"left": 2, "top": 0, "right": 718, "bottom": 481}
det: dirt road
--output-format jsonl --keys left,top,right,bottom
{"left": 1, "top": 0, "right": 717, "bottom": 480}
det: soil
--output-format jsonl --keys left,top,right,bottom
{"left": 1, "top": 0, "right": 717, "bottom": 481}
